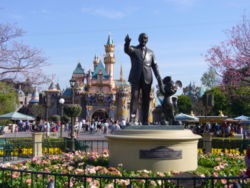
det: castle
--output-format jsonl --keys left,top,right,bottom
{"left": 38, "top": 35, "right": 156, "bottom": 123}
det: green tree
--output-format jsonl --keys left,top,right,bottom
{"left": 201, "top": 67, "right": 220, "bottom": 88}
{"left": 177, "top": 95, "right": 192, "bottom": 114}
{"left": 61, "top": 115, "right": 70, "bottom": 124}
{"left": 63, "top": 104, "right": 82, "bottom": 118}
{"left": 0, "top": 82, "right": 17, "bottom": 114}
{"left": 49, "top": 114, "right": 61, "bottom": 123}
{"left": 228, "top": 86, "right": 250, "bottom": 116}
{"left": 63, "top": 104, "right": 82, "bottom": 152}
{"left": 205, "top": 87, "right": 228, "bottom": 116}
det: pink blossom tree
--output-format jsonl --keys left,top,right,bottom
{"left": 205, "top": 16, "right": 250, "bottom": 115}
{"left": 0, "top": 23, "right": 49, "bottom": 85}
{"left": 205, "top": 16, "right": 250, "bottom": 86}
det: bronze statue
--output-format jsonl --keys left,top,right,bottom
{"left": 124, "top": 33, "right": 164, "bottom": 125}
{"left": 160, "top": 76, "right": 182, "bottom": 125}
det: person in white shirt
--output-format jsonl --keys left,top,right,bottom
{"left": 120, "top": 119, "right": 126, "bottom": 129}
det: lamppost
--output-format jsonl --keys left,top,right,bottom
{"left": 69, "top": 78, "right": 76, "bottom": 151}
{"left": 70, "top": 78, "right": 76, "bottom": 104}
{"left": 59, "top": 98, "right": 65, "bottom": 137}
{"left": 44, "top": 94, "right": 50, "bottom": 121}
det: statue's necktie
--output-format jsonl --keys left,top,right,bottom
{"left": 142, "top": 47, "right": 146, "bottom": 59}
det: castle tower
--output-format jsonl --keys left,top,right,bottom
{"left": 72, "top": 62, "right": 85, "bottom": 85}
{"left": 17, "top": 85, "right": 26, "bottom": 109}
{"left": 104, "top": 34, "right": 115, "bottom": 79}
{"left": 45, "top": 81, "right": 61, "bottom": 120}
{"left": 93, "top": 55, "right": 100, "bottom": 69}
{"left": 116, "top": 65, "right": 130, "bottom": 121}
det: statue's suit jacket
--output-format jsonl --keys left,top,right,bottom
{"left": 124, "top": 44, "right": 162, "bottom": 86}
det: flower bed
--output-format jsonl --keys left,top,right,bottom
{"left": 0, "top": 151, "right": 249, "bottom": 187}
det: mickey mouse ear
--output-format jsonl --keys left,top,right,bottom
{"left": 175, "top": 80, "right": 182, "bottom": 88}
{"left": 163, "top": 76, "right": 171, "bottom": 83}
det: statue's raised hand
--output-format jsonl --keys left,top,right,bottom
{"left": 125, "top": 34, "right": 131, "bottom": 43}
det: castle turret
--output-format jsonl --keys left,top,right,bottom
{"left": 104, "top": 34, "right": 115, "bottom": 79}
{"left": 93, "top": 55, "right": 100, "bottom": 69}
{"left": 30, "top": 87, "right": 40, "bottom": 104}
{"left": 116, "top": 65, "right": 130, "bottom": 121}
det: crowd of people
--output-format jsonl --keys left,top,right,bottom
{"left": 4, "top": 118, "right": 128, "bottom": 137}
{"left": 6, "top": 120, "right": 61, "bottom": 133}
{"left": 190, "top": 121, "right": 245, "bottom": 137}
{"left": 3, "top": 119, "right": 248, "bottom": 139}
{"left": 72, "top": 119, "right": 127, "bottom": 136}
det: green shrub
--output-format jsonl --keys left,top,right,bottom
{"left": 63, "top": 104, "right": 82, "bottom": 117}
{"left": 49, "top": 114, "right": 61, "bottom": 122}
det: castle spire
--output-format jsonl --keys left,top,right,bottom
{"left": 106, "top": 34, "right": 114, "bottom": 45}
{"left": 93, "top": 54, "right": 100, "bottom": 69}
{"left": 120, "top": 64, "right": 124, "bottom": 81}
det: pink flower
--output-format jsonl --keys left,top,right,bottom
{"left": 171, "top": 170, "right": 180, "bottom": 175}
{"left": 117, "top": 179, "right": 129, "bottom": 186}
{"left": 156, "top": 172, "right": 165, "bottom": 177}
{"left": 219, "top": 163, "right": 227, "bottom": 169}
{"left": 67, "top": 166, "right": 74, "bottom": 171}
{"left": 89, "top": 156, "right": 97, "bottom": 161}
{"left": 44, "top": 168, "right": 50, "bottom": 173}
{"left": 78, "top": 162, "right": 85, "bottom": 166}
{"left": 221, "top": 179, "right": 227, "bottom": 184}
{"left": 89, "top": 180, "right": 99, "bottom": 188}
{"left": 224, "top": 184, "right": 234, "bottom": 188}
{"left": 214, "top": 166, "right": 221, "bottom": 171}
{"left": 75, "top": 168, "right": 84, "bottom": 174}
{"left": 86, "top": 178, "right": 92, "bottom": 182}
{"left": 86, "top": 167, "right": 96, "bottom": 174}
{"left": 26, "top": 178, "right": 32, "bottom": 185}
{"left": 213, "top": 172, "right": 218, "bottom": 177}
{"left": 103, "top": 149, "right": 109, "bottom": 154}
{"left": 61, "top": 170, "right": 68, "bottom": 174}
{"left": 215, "top": 158, "right": 221, "bottom": 161}
{"left": 53, "top": 165, "right": 59, "bottom": 169}
{"left": 150, "top": 181, "right": 157, "bottom": 186}
{"left": 21, "top": 166, "right": 27, "bottom": 170}
{"left": 11, "top": 172, "right": 20, "bottom": 178}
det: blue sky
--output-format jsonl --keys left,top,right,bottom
{"left": 1, "top": 0, "right": 249, "bottom": 91}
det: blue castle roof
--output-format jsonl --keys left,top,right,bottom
{"left": 48, "top": 82, "right": 57, "bottom": 90}
{"left": 62, "top": 88, "right": 72, "bottom": 97}
{"left": 92, "top": 61, "right": 110, "bottom": 79}
{"left": 30, "top": 88, "right": 39, "bottom": 103}
{"left": 106, "top": 34, "right": 114, "bottom": 45}
{"left": 73, "top": 63, "right": 85, "bottom": 74}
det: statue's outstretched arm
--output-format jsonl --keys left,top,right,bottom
{"left": 124, "top": 34, "right": 133, "bottom": 55}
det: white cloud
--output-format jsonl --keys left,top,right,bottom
{"left": 164, "top": 0, "right": 197, "bottom": 7}
{"left": 81, "top": 7, "right": 137, "bottom": 19}
{"left": 31, "top": 9, "right": 49, "bottom": 15}
{"left": 9, "top": 14, "right": 24, "bottom": 20}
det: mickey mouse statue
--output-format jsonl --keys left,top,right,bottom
{"left": 160, "top": 76, "right": 182, "bottom": 125}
